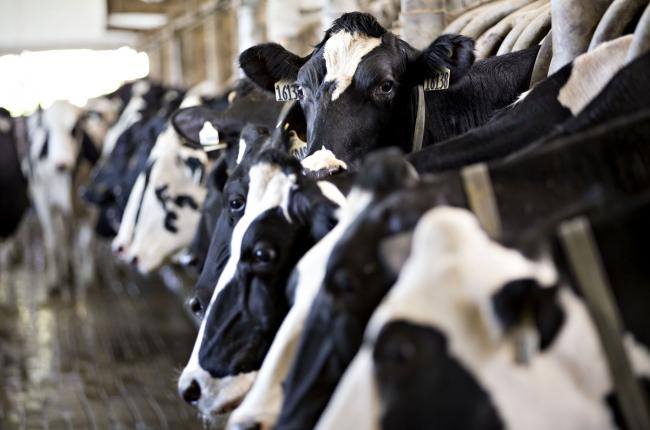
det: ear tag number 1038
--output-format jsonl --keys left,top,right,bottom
{"left": 275, "top": 81, "right": 302, "bottom": 102}
{"left": 423, "top": 67, "right": 451, "bottom": 92}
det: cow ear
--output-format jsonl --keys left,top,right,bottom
{"left": 491, "top": 278, "right": 565, "bottom": 351}
{"left": 239, "top": 43, "right": 309, "bottom": 92}
{"left": 172, "top": 106, "right": 221, "bottom": 147}
{"left": 407, "top": 34, "right": 475, "bottom": 87}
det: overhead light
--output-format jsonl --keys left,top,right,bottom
{"left": 108, "top": 13, "right": 168, "bottom": 30}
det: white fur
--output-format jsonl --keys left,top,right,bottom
{"left": 318, "top": 207, "right": 629, "bottom": 430}
{"left": 301, "top": 147, "right": 348, "bottom": 173}
{"left": 102, "top": 95, "right": 145, "bottom": 157}
{"left": 558, "top": 36, "right": 633, "bottom": 115}
{"left": 323, "top": 30, "right": 382, "bottom": 101}
{"left": 27, "top": 101, "right": 83, "bottom": 289}
{"left": 123, "top": 127, "right": 207, "bottom": 273}
{"left": 237, "top": 138, "right": 247, "bottom": 165}
{"left": 179, "top": 162, "right": 298, "bottom": 417}
{"left": 228, "top": 188, "right": 373, "bottom": 430}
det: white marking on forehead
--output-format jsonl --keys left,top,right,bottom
{"left": 237, "top": 138, "right": 247, "bottom": 165}
{"left": 301, "top": 147, "right": 348, "bottom": 173}
{"left": 324, "top": 30, "right": 382, "bottom": 101}
{"left": 558, "top": 35, "right": 632, "bottom": 115}
{"left": 199, "top": 121, "right": 220, "bottom": 147}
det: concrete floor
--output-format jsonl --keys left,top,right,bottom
{"left": 0, "top": 218, "right": 214, "bottom": 430}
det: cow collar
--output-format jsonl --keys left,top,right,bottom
{"left": 411, "top": 85, "right": 425, "bottom": 153}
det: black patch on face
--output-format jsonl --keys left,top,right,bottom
{"left": 491, "top": 278, "right": 565, "bottom": 350}
{"left": 198, "top": 208, "right": 313, "bottom": 377}
{"left": 184, "top": 156, "right": 205, "bottom": 183}
{"left": 175, "top": 194, "right": 199, "bottom": 210}
{"left": 39, "top": 132, "right": 49, "bottom": 160}
{"left": 374, "top": 320, "right": 504, "bottom": 430}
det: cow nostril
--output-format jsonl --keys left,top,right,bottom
{"left": 130, "top": 256, "right": 138, "bottom": 266}
{"left": 182, "top": 379, "right": 201, "bottom": 405}
{"left": 115, "top": 245, "right": 124, "bottom": 255}
{"left": 188, "top": 297, "right": 202, "bottom": 316}
{"left": 55, "top": 163, "right": 68, "bottom": 172}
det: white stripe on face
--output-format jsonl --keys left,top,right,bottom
{"left": 237, "top": 138, "right": 247, "bottom": 165}
{"left": 228, "top": 188, "right": 373, "bottom": 430}
{"left": 179, "top": 162, "right": 297, "bottom": 417}
{"left": 323, "top": 30, "right": 382, "bottom": 101}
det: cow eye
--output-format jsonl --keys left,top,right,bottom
{"left": 229, "top": 196, "right": 245, "bottom": 213}
{"left": 252, "top": 242, "right": 277, "bottom": 264}
{"left": 379, "top": 80, "right": 394, "bottom": 94}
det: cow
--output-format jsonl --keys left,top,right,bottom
{"left": 26, "top": 100, "right": 104, "bottom": 293}
{"left": 239, "top": 12, "right": 539, "bottom": 168}
{"left": 317, "top": 201, "right": 650, "bottom": 430}
{"left": 270, "top": 110, "right": 650, "bottom": 430}
{"left": 82, "top": 84, "right": 184, "bottom": 237}
{"left": 227, "top": 149, "right": 418, "bottom": 430}
{"left": 0, "top": 108, "right": 29, "bottom": 240}
{"left": 176, "top": 147, "right": 365, "bottom": 419}
{"left": 406, "top": 35, "right": 648, "bottom": 173}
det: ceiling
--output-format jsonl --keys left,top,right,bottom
{"left": 0, "top": 0, "right": 192, "bottom": 55}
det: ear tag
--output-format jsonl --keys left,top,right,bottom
{"left": 274, "top": 80, "right": 302, "bottom": 102}
{"left": 423, "top": 67, "right": 450, "bottom": 92}
{"left": 199, "top": 121, "right": 226, "bottom": 152}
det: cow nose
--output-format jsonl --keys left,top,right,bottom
{"left": 188, "top": 297, "right": 202, "bottom": 316}
{"left": 130, "top": 256, "right": 138, "bottom": 266}
{"left": 114, "top": 245, "right": 124, "bottom": 255}
{"left": 55, "top": 163, "right": 68, "bottom": 172}
{"left": 181, "top": 379, "right": 201, "bottom": 405}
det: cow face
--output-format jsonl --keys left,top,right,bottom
{"left": 185, "top": 124, "right": 277, "bottom": 318}
{"left": 317, "top": 208, "right": 572, "bottom": 430}
{"left": 178, "top": 150, "right": 342, "bottom": 418}
{"left": 113, "top": 125, "right": 208, "bottom": 273}
{"left": 29, "top": 101, "right": 82, "bottom": 173}
{"left": 240, "top": 12, "right": 474, "bottom": 168}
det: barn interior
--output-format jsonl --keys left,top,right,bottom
{"left": 1, "top": 0, "right": 650, "bottom": 429}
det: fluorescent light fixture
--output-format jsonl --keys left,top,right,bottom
{"left": 108, "top": 13, "right": 168, "bottom": 30}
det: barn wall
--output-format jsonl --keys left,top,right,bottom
{"left": 137, "top": 0, "right": 501, "bottom": 89}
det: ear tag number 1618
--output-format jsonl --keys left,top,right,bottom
{"left": 423, "top": 68, "right": 451, "bottom": 92}
{"left": 275, "top": 81, "right": 302, "bottom": 102}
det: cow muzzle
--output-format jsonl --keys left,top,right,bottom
{"left": 178, "top": 368, "right": 258, "bottom": 416}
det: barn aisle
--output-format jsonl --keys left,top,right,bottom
{"left": 0, "top": 220, "right": 208, "bottom": 430}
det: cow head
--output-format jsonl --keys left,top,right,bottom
{"left": 182, "top": 123, "right": 278, "bottom": 318}
{"left": 177, "top": 149, "right": 343, "bottom": 418}
{"left": 240, "top": 12, "right": 474, "bottom": 168}
{"left": 112, "top": 124, "right": 208, "bottom": 273}
{"left": 316, "top": 207, "right": 567, "bottom": 430}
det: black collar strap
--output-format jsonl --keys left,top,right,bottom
{"left": 559, "top": 216, "right": 650, "bottom": 430}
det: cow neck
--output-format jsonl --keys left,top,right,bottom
{"left": 411, "top": 85, "right": 425, "bottom": 153}
{"left": 558, "top": 217, "right": 650, "bottom": 430}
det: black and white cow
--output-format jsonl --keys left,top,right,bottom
{"left": 0, "top": 108, "right": 29, "bottom": 239}
{"left": 227, "top": 149, "right": 418, "bottom": 430}
{"left": 270, "top": 110, "right": 650, "bottom": 430}
{"left": 406, "top": 35, "right": 647, "bottom": 173}
{"left": 26, "top": 100, "right": 104, "bottom": 292}
{"left": 83, "top": 83, "right": 184, "bottom": 237}
{"left": 177, "top": 148, "right": 362, "bottom": 418}
{"left": 318, "top": 200, "right": 650, "bottom": 430}
{"left": 240, "top": 12, "right": 539, "bottom": 168}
